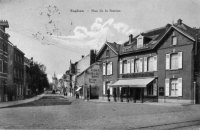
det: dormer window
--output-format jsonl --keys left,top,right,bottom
{"left": 137, "top": 35, "right": 144, "bottom": 48}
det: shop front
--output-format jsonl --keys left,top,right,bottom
{"left": 110, "top": 77, "right": 158, "bottom": 103}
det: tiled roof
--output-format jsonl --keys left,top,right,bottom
{"left": 106, "top": 42, "right": 120, "bottom": 53}
{"left": 120, "top": 20, "right": 199, "bottom": 55}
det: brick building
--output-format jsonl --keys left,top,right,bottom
{"left": 8, "top": 44, "right": 25, "bottom": 101}
{"left": 24, "top": 57, "right": 31, "bottom": 97}
{"left": 96, "top": 41, "right": 120, "bottom": 101}
{"left": 0, "top": 20, "right": 9, "bottom": 102}
{"left": 109, "top": 19, "right": 200, "bottom": 104}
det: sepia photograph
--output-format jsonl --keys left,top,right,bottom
{"left": 0, "top": 0, "right": 200, "bottom": 129}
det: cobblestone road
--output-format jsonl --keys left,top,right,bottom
{"left": 0, "top": 95, "right": 200, "bottom": 129}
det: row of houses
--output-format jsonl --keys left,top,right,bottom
{"left": 65, "top": 19, "right": 200, "bottom": 104}
{"left": 0, "top": 20, "right": 33, "bottom": 102}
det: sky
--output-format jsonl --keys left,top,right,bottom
{"left": 0, "top": 0, "right": 200, "bottom": 82}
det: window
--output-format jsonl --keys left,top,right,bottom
{"left": 120, "top": 60, "right": 122, "bottom": 74}
{"left": 147, "top": 57, "right": 154, "bottom": 71}
{"left": 106, "top": 62, "right": 113, "bottom": 75}
{"left": 171, "top": 53, "right": 178, "bottom": 69}
{"left": 131, "top": 59, "right": 134, "bottom": 73}
{"left": 134, "top": 58, "right": 143, "bottom": 73}
{"left": 123, "top": 60, "right": 127, "bottom": 74}
{"left": 137, "top": 35, "right": 143, "bottom": 48}
{"left": 106, "top": 49, "right": 110, "bottom": 57}
{"left": 103, "top": 63, "right": 106, "bottom": 75}
{"left": 166, "top": 52, "right": 182, "bottom": 70}
{"left": 172, "top": 36, "right": 177, "bottom": 45}
{"left": 3, "top": 61, "right": 8, "bottom": 73}
{"left": 165, "top": 78, "right": 182, "bottom": 97}
{"left": 0, "top": 60, "right": 3, "bottom": 72}
{"left": 170, "top": 79, "right": 178, "bottom": 96}
{"left": 127, "top": 59, "right": 131, "bottom": 73}
{"left": 135, "top": 59, "right": 140, "bottom": 73}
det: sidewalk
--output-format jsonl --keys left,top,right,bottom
{"left": 0, "top": 93, "right": 44, "bottom": 108}
{"left": 86, "top": 98, "right": 184, "bottom": 107}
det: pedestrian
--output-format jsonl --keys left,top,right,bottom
{"left": 113, "top": 88, "right": 117, "bottom": 102}
{"left": 107, "top": 88, "right": 110, "bottom": 102}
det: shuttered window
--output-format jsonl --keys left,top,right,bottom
{"left": 153, "top": 56, "right": 157, "bottom": 71}
{"left": 165, "top": 78, "right": 170, "bottom": 96}
{"left": 144, "top": 57, "right": 147, "bottom": 72}
{"left": 103, "top": 63, "right": 106, "bottom": 75}
{"left": 166, "top": 54, "right": 170, "bottom": 70}
{"left": 147, "top": 57, "right": 154, "bottom": 71}
{"left": 123, "top": 60, "right": 127, "bottom": 74}
{"left": 120, "top": 60, "right": 122, "bottom": 74}
{"left": 131, "top": 59, "right": 134, "bottom": 73}
{"left": 110, "top": 62, "right": 113, "bottom": 75}
{"left": 177, "top": 78, "right": 182, "bottom": 96}
{"left": 139, "top": 58, "right": 143, "bottom": 72}
{"left": 107, "top": 62, "right": 110, "bottom": 75}
{"left": 135, "top": 59, "right": 140, "bottom": 73}
{"left": 127, "top": 59, "right": 131, "bottom": 73}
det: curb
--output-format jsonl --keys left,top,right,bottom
{"left": 0, "top": 94, "right": 44, "bottom": 108}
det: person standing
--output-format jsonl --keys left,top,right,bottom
{"left": 107, "top": 88, "right": 110, "bottom": 102}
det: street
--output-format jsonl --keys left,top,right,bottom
{"left": 0, "top": 95, "right": 200, "bottom": 129}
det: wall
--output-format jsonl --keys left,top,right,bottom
{"left": 157, "top": 29, "right": 194, "bottom": 103}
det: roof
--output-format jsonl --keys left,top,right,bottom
{"left": 120, "top": 19, "right": 199, "bottom": 55}
{"left": 96, "top": 41, "right": 120, "bottom": 59}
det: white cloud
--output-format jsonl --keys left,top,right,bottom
{"left": 52, "top": 17, "right": 139, "bottom": 50}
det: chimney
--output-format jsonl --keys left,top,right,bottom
{"left": 177, "top": 19, "right": 182, "bottom": 25}
{"left": 90, "top": 49, "right": 96, "bottom": 65}
{"left": 166, "top": 24, "right": 171, "bottom": 31}
{"left": 129, "top": 34, "right": 133, "bottom": 44}
{"left": 0, "top": 20, "right": 9, "bottom": 31}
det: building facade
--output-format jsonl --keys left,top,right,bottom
{"left": 76, "top": 62, "right": 102, "bottom": 99}
{"left": 110, "top": 19, "right": 200, "bottom": 104}
{"left": 24, "top": 57, "right": 31, "bottom": 97}
{"left": 8, "top": 44, "right": 25, "bottom": 101}
{"left": 96, "top": 42, "right": 120, "bottom": 101}
{"left": 0, "top": 20, "right": 9, "bottom": 102}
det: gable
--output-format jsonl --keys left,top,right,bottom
{"left": 157, "top": 29, "right": 194, "bottom": 50}
{"left": 99, "top": 44, "right": 118, "bottom": 60}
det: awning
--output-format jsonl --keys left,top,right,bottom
{"left": 76, "top": 87, "right": 82, "bottom": 92}
{"left": 110, "top": 77, "right": 155, "bottom": 88}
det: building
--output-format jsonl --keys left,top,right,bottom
{"left": 52, "top": 73, "right": 58, "bottom": 91}
{"left": 8, "top": 44, "right": 25, "bottom": 101}
{"left": 0, "top": 20, "right": 9, "bottom": 102}
{"left": 96, "top": 41, "right": 120, "bottom": 101}
{"left": 110, "top": 19, "right": 200, "bottom": 104}
{"left": 68, "top": 50, "right": 96, "bottom": 96}
{"left": 24, "top": 57, "right": 31, "bottom": 97}
{"left": 76, "top": 62, "right": 102, "bottom": 99}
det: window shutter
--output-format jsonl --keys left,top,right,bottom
{"left": 154, "top": 56, "right": 157, "bottom": 71}
{"left": 165, "top": 78, "right": 170, "bottom": 96}
{"left": 178, "top": 78, "right": 182, "bottom": 96}
{"left": 110, "top": 62, "right": 113, "bottom": 75}
{"left": 103, "top": 82, "right": 105, "bottom": 95}
{"left": 131, "top": 59, "right": 134, "bottom": 73}
{"left": 127, "top": 59, "right": 131, "bottom": 73}
{"left": 144, "top": 57, "right": 147, "bottom": 72}
{"left": 139, "top": 58, "right": 143, "bottom": 72}
{"left": 166, "top": 54, "right": 170, "bottom": 70}
{"left": 103, "top": 63, "right": 106, "bottom": 75}
{"left": 120, "top": 60, "right": 122, "bottom": 74}
{"left": 178, "top": 52, "right": 182, "bottom": 69}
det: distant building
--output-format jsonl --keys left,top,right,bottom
{"left": 7, "top": 44, "right": 25, "bottom": 101}
{"left": 24, "top": 57, "right": 31, "bottom": 97}
{"left": 0, "top": 20, "right": 9, "bottom": 102}
{"left": 52, "top": 73, "right": 58, "bottom": 91}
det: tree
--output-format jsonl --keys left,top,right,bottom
{"left": 29, "top": 62, "right": 50, "bottom": 95}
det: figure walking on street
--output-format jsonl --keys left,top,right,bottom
{"left": 107, "top": 88, "right": 110, "bottom": 102}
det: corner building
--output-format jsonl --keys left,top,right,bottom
{"left": 110, "top": 19, "right": 200, "bottom": 104}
